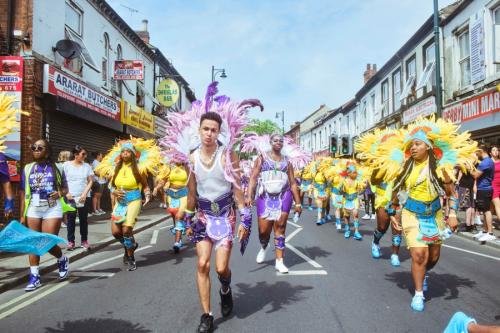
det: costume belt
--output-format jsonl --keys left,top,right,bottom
{"left": 121, "top": 189, "right": 142, "bottom": 203}
{"left": 404, "top": 197, "right": 441, "bottom": 217}
{"left": 167, "top": 187, "right": 188, "bottom": 199}
{"left": 301, "top": 180, "right": 311, "bottom": 186}
{"left": 330, "top": 187, "right": 341, "bottom": 195}
{"left": 344, "top": 193, "right": 357, "bottom": 201}
{"left": 198, "top": 192, "right": 233, "bottom": 217}
{"left": 313, "top": 183, "right": 326, "bottom": 190}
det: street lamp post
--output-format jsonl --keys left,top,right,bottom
{"left": 433, "top": 0, "right": 442, "bottom": 118}
{"left": 211, "top": 65, "right": 227, "bottom": 82}
{"left": 275, "top": 110, "right": 285, "bottom": 134}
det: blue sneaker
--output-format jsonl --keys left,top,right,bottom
{"left": 173, "top": 240, "right": 183, "bottom": 253}
{"left": 444, "top": 312, "right": 476, "bottom": 333}
{"left": 344, "top": 225, "right": 351, "bottom": 238}
{"left": 307, "top": 206, "right": 313, "bottom": 211}
{"left": 423, "top": 274, "right": 429, "bottom": 292}
{"left": 371, "top": 242, "right": 381, "bottom": 258}
{"left": 353, "top": 231, "right": 362, "bottom": 240}
{"left": 25, "top": 274, "right": 41, "bottom": 292}
{"left": 58, "top": 256, "right": 69, "bottom": 280}
{"left": 410, "top": 294, "right": 424, "bottom": 312}
{"left": 390, "top": 254, "right": 400, "bottom": 267}
{"left": 316, "top": 218, "right": 325, "bottom": 226}
{"left": 335, "top": 221, "right": 342, "bottom": 231}
{"left": 326, "top": 215, "right": 333, "bottom": 222}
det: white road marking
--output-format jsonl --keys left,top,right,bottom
{"left": 150, "top": 230, "right": 159, "bottom": 245}
{"left": 79, "top": 245, "right": 152, "bottom": 270}
{"left": 0, "top": 280, "right": 71, "bottom": 320}
{"left": 286, "top": 244, "right": 323, "bottom": 268}
{"left": 70, "top": 271, "right": 116, "bottom": 278}
{"left": 158, "top": 224, "right": 174, "bottom": 230}
{"left": 287, "top": 220, "right": 302, "bottom": 228}
{"left": 277, "top": 270, "right": 328, "bottom": 276}
{"left": 287, "top": 227, "right": 303, "bottom": 242}
{"left": 442, "top": 244, "right": 500, "bottom": 262}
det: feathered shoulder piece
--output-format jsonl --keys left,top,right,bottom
{"left": 0, "top": 94, "right": 28, "bottom": 154}
{"left": 95, "top": 137, "right": 161, "bottom": 179}
{"left": 373, "top": 115, "right": 477, "bottom": 182}
{"left": 160, "top": 82, "right": 263, "bottom": 185}
{"left": 240, "top": 133, "right": 312, "bottom": 170}
{"left": 157, "top": 160, "right": 171, "bottom": 180}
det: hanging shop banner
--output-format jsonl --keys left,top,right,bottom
{"left": 114, "top": 60, "right": 143, "bottom": 80}
{"left": 470, "top": 11, "right": 486, "bottom": 84}
{"left": 43, "top": 65, "right": 120, "bottom": 121}
{"left": 121, "top": 100, "right": 155, "bottom": 134}
{"left": 443, "top": 88, "right": 500, "bottom": 125}
{"left": 156, "top": 78, "right": 179, "bottom": 107}
{"left": 402, "top": 96, "right": 436, "bottom": 125}
{"left": 0, "top": 56, "right": 23, "bottom": 181}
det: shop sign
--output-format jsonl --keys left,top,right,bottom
{"left": 43, "top": 65, "right": 120, "bottom": 120}
{"left": 470, "top": 11, "right": 486, "bottom": 84}
{"left": 121, "top": 101, "right": 155, "bottom": 134}
{"left": 156, "top": 78, "right": 179, "bottom": 107}
{"left": 114, "top": 60, "right": 143, "bottom": 80}
{"left": 0, "top": 56, "right": 23, "bottom": 181}
{"left": 443, "top": 88, "right": 500, "bottom": 124}
{"left": 402, "top": 96, "right": 436, "bottom": 125}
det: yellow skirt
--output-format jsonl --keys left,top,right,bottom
{"left": 401, "top": 209, "right": 444, "bottom": 249}
{"left": 116, "top": 199, "right": 142, "bottom": 228}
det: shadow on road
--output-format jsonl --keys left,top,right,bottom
{"left": 45, "top": 318, "right": 151, "bottom": 332}
{"left": 136, "top": 247, "right": 196, "bottom": 267}
{"left": 384, "top": 271, "right": 476, "bottom": 300}
{"left": 292, "top": 246, "right": 332, "bottom": 261}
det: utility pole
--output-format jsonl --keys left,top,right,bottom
{"left": 434, "top": 0, "right": 442, "bottom": 118}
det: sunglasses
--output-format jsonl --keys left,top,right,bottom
{"left": 31, "top": 144, "right": 45, "bottom": 152}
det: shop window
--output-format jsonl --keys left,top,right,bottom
{"left": 392, "top": 69, "right": 401, "bottom": 111}
{"left": 457, "top": 29, "right": 471, "bottom": 88}
{"left": 65, "top": 1, "right": 82, "bottom": 36}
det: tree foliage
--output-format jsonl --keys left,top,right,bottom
{"left": 244, "top": 119, "right": 282, "bottom": 135}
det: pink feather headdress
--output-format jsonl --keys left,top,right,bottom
{"left": 159, "top": 82, "right": 264, "bottom": 185}
{"left": 240, "top": 133, "right": 312, "bottom": 170}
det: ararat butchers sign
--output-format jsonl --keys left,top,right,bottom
{"left": 443, "top": 89, "right": 500, "bottom": 124}
{"left": 43, "top": 65, "right": 120, "bottom": 121}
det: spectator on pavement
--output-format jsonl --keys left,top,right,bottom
{"left": 91, "top": 151, "right": 106, "bottom": 216}
{"left": 490, "top": 145, "right": 500, "bottom": 223}
{"left": 470, "top": 144, "right": 496, "bottom": 242}
{"left": 362, "top": 180, "right": 375, "bottom": 220}
{"left": 56, "top": 151, "right": 71, "bottom": 173}
{"left": 0, "top": 152, "right": 14, "bottom": 229}
{"left": 63, "top": 145, "right": 94, "bottom": 251}
{"left": 456, "top": 164, "right": 476, "bottom": 232}
{"left": 19, "top": 139, "right": 69, "bottom": 291}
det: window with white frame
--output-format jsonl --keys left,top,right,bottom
{"left": 114, "top": 44, "right": 123, "bottom": 97}
{"left": 319, "top": 130, "right": 322, "bottom": 148}
{"left": 458, "top": 29, "right": 471, "bottom": 88}
{"left": 329, "top": 124, "right": 331, "bottom": 137}
{"left": 102, "top": 33, "right": 110, "bottom": 88}
{"left": 65, "top": 28, "right": 98, "bottom": 70}
{"left": 401, "top": 57, "right": 416, "bottom": 101}
{"left": 65, "top": 1, "right": 82, "bottom": 36}
{"left": 494, "top": 6, "right": 500, "bottom": 70}
{"left": 381, "top": 80, "right": 389, "bottom": 118}
{"left": 370, "top": 94, "right": 375, "bottom": 126}
{"left": 417, "top": 42, "right": 436, "bottom": 91}
{"left": 393, "top": 69, "right": 401, "bottom": 110}
{"left": 353, "top": 110, "right": 357, "bottom": 132}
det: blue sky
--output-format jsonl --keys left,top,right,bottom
{"left": 108, "top": 0, "right": 456, "bottom": 129}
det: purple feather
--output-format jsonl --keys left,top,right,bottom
{"left": 204, "top": 81, "right": 219, "bottom": 113}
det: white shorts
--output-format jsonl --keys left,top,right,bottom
{"left": 26, "top": 201, "right": 63, "bottom": 219}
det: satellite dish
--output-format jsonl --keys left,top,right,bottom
{"left": 53, "top": 39, "right": 82, "bottom": 60}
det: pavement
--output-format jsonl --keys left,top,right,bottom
{"left": 0, "top": 207, "right": 498, "bottom": 332}
{"left": 0, "top": 205, "right": 171, "bottom": 293}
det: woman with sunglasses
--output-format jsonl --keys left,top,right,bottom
{"left": 19, "top": 140, "right": 69, "bottom": 291}
{"left": 63, "top": 145, "right": 94, "bottom": 251}
{"left": 244, "top": 133, "right": 305, "bottom": 273}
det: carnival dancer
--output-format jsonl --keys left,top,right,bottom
{"left": 160, "top": 82, "right": 262, "bottom": 332}
{"left": 372, "top": 116, "right": 476, "bottom": 312}
{"left": 95, "top": 138, "right": 160, "bottom": 271}
{"left": 312, "top": 158, "right": 332, "bottom": 225}
{"left": 242, "top": 133, "right": 308, "bottom": 273}
{"left": 240, "top": 159, "right": 252, "bottom": 197}
{"left": 324, "top": 159, "right": 345, "bottom": 230}
{"left": 154, "top": 160, "right": 190, "bottom": 253}
{"left": 0, "top": 152, "right": 13, "bottom": 229}
{"left": 355, "top": 129, "right": 403, "bottom": 266}
{"left": 300, "top": 162, "right": 314, "bottom": 210}
{"left": 340, "top": 161, "right": 366, "bottom": 240}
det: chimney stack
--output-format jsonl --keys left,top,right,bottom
{"left": 363, "top": 63, "right": 377, "bottom": 84}
{"left": 142, "top": 19, "right": 148, "bottom": 32}
{"left": 136, "top": 19, "right": 150, "bottom": 44}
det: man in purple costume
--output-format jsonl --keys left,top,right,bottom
{"left": 0, "top": 152, "right": 14, "bottom": 227}
{"left": 246, "top": 134, "right": 302, "bottom": 273}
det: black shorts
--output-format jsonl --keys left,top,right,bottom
{"left": 92, "top": 182, "right": 106, "bottom": 194}
{"left": 458, "top": 186, "right": 474, "bottom": 210}
{"left": 475, "top": 189, "right": 493, "bottom": 212}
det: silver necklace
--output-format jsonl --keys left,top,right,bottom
{"left": 201, "top": 145, "right": 219, "bottom": 167}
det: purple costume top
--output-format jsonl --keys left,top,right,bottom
{"left": 0, "top": 153, "right": 10, "bottom": 184}
{"left": 256, "top": 154, "right": 293, "bottom": 220}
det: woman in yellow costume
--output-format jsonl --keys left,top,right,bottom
{"left": 312, "top": 157, "right": 332, "bottom": 225}
{"left": 300, "top": 161, "right": 314, "bottom": 210}
{"left": 339, "top": 161, "right": 366, "bottom": 240}
{"left": 324, "top": 159, "right": 345, "bottom": 231}
{"left": 373, "top": 116, "right": 476, "bottom": 312}
{"left": 154, "top": 160, "right": 190, "bottom": 253}
{"left": 96, "top": 138, "right": 160, "bottom": 271}
{"left": 355, "top": 129, "right": 403, "bottom": 266}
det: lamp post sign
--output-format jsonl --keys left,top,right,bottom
{"left": 156, "top": 78, "right": 180, "bottom": 107}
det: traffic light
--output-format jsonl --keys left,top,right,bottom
{"left": 341, "top": 135, "right": 350, "bottom": 155}
{"left": 330, "top": 135, "right": 338, "bottom": 154}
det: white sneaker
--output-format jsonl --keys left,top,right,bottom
{"left": 275, "top": 259, "right": 289, "bottom": 274}
{"left": 371, "top": 214, "right": 376, "bottom": 220}
{"left": 475, "top": 216, "right": 483, "bottom": 226}
{"left": 88, "top": 212, "right": 93, "bottom": 217}
{"left": 362, "top": 214, "right": 370, "bottom": 220}
{"left": 473, "top": 231, "right": 485, "bottom": 239}
{"left": 256, "top": 247, "right": 267, "bottom": 264}
{"left": 478, "top": 233, "right": 496, "bottom": 242}
{"left": 336, "top": 223, "right": 342, "bottom": 230}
